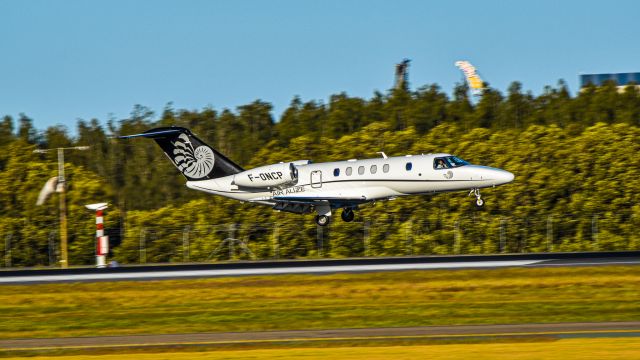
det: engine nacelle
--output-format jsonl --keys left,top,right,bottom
{"left": 233, "top": 162, "right": 299, "bottom": 188}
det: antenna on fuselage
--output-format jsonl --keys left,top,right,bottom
{"left": 376, "top": 152, "right": 388, "bottom": 159}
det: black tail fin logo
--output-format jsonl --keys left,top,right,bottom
{"left": 172, "top": 133, "right": 215, "bottom": 179}
{"left": 119, "top": 127, "right": 244, "bottom": 181}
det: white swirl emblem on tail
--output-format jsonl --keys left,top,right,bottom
{"left": 171, "top": 133, "right": 215, "bottom": 179}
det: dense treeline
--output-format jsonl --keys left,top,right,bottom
{"left": 1, "top": 80, "right": 640, "bottom": 266}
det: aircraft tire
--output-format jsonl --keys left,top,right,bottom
{"left": 341, "top": 209, "right": 355, "bottom": 222}
{"left": 315, "top": 215, "right": 331, "bottom": 226}
{"left": 476, "top": 198, "right": 484, "bottom": 207}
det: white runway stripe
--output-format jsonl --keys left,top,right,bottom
{"left": 0, "top": 260, "right": 543, "bottom": 284}
{"left": 532, "top": 260, "right": 640, "bottom": 267}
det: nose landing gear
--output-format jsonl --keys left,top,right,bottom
{"left": 470, "top": 188, "right": 484, "bottom": 207}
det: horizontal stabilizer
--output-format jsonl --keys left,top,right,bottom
{"left": 118, "top": 128, "right": 183, "bottom": 140}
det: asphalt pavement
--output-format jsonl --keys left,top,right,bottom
{"left": 0, "top": 251, "right": 638, "bottom": 284}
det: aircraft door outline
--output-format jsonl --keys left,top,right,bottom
{"left": 311, "top": 170, "right": 322, "bottom": 188}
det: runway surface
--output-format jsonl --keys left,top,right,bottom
{"left": 0, "top": 251, "right": 638, "bottom": 284}
{"left": 1, "top": 322, "right": 639, "bottom": 351}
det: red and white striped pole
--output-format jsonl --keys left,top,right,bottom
{"left": 86, "top": 203, "right": 109, "bottom": 268}
{"left": 96, "top": 208, "right": 107, "bottom": 267}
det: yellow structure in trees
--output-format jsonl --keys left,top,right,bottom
{"left": 455, "top": 60, "right": 485, "bottom": 95}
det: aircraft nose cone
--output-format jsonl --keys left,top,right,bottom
{"left": 495, "top": 170, "right": 514, "bottom": 185}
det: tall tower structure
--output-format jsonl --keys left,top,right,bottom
{"left": 395, "top": 59, "right": 410, "bottom": 90}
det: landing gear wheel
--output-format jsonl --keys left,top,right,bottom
{"left": 315, "top": 215, "right": 331, "bottom": 226}
{"left": 470, "top": 188, "right": 484, "bottom": 208}
{"left": 341, "top": 209, "right": 355, "bottom": 222}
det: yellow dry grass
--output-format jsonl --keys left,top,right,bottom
{"left": 0, "top": 265, "right": 638, "bottom": 339}
{"left": 3, "top": 338, "right": 640, "bottom": 360}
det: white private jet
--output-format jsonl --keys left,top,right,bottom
{"left": 121, "top": 127, "right": 514, "bottom": 226}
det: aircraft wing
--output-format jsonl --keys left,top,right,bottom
{"left": 274, "top": 195, "right": 368, "bottom": 205}
{"left": 269, "top": 195, "right": 369, "bottom": 214}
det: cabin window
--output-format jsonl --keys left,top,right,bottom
{"left": 406, "top": 162, "right": 412, "bottom": 171}
{"left": 346, "top": 167, "right": 353, "bottom": 176}
{"left": 370, "top": 165, "right": 377, "bottom": 174}
{"left": 333, "top": 168, "right": 340, "bottom": 177}
{"left": 358, "top": 166, "right": 365, "bottom": 175}
{"left": 383, "top": 164, "right": 390, "bottom": 173}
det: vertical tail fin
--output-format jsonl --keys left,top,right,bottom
{"left": 120, "top": 127, "right": 243, "bottom": 181}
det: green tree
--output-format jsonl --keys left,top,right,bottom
{"left": 405, "top": 84, "right": 448, "bottom": 133}
{"left": 498, "top": 81, "right": 533, "bottom": 129}
{"left": 17, "top": 114, "right": 37, "bottom": 144}
{"left": 325, "top": 93, "right": 366, "bottom": 138}
{"left": 0, "top": 116, "right": 14, "bottom": 146}
{"left": 446, "top": 82, "right": 474, "bottom": 130}
{"left": 236, "top": 100, "right": 275, "bottom": 164}
{"left": 43, "top": 125, "right": 72, "bottom": 148}
{"left": 5, "top": 78, "right": 640, "bottom": 265}
{"left": 471, "top": 86, "right": 503, "bottom": 128}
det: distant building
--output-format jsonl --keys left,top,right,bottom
{"left": 580, "top": 72, "right": 640, "bottom": 90}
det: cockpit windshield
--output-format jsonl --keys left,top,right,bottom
{"left": 434, "top": 156, "right": 469, "bottom": 169}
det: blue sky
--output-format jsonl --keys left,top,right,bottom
{"left": 1, "top": 0, "right": 638, "bottom": 132}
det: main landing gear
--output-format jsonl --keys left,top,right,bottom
{"left": 315, "top": 215, "right": 331, "bottom": 226}
{"left": 470, "top": 188, "right": 484, "bottom": 207}
{"left": 314, "top": 203, "right": 332, "bottom": 226}
{"left": 341, "top": 208, "right": 355, "bottom": 222}
{"left": 314, "top": 207, "right": 356, "bottom": 226}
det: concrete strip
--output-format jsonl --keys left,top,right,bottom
{"left": 0, "top": 260, "right": 543, "bottom": 283}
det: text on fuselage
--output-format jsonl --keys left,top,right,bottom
{"left": 248, "top": 172, "right": 284, "bottom": 182}
{"left": 271, "top": 186, "right": 304, "bottom": 196}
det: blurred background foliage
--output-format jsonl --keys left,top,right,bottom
{"left": 1, "top": 80, "right": 640, "bottom": 266}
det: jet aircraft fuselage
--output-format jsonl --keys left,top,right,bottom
{"left": 121, "top": 127, "right": 514, "bottom": 226}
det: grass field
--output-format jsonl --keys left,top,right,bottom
{"left": 0, "top": 265, "right": 638, "bottom": 340}
{"left": 3, "top": 338, "right": 640, "bottom": 360}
